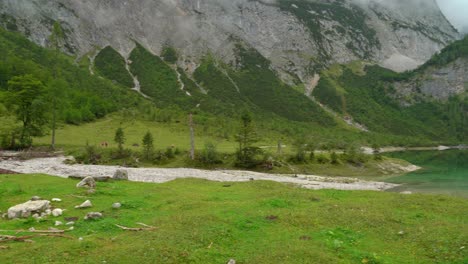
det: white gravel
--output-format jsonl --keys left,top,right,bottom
{"left": 0, "top": 156, "right": 399, "bottom": 191}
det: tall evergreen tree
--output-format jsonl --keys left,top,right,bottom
{"left": 114, "top": 127, "right": 125, "bottom": 154}
{"left": 235, "top": 112, "right": 260, "bottom": 168}
{"left": 142, "top": 131, "right": 154, "bottom": 160}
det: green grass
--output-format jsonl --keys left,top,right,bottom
{"left": 0, "top": 174, "right": 467, "bottom": 263}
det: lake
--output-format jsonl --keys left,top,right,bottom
{"left": 385, "top": 149, "right": 468, "bottom": 197}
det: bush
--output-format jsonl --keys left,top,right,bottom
{"left": 198, "top": 142, "right": 222, "bottom": 165}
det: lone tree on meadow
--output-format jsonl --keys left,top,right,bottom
{"left": 142, "top": 131, "right": 154, "bottom": 160}
{"left": 114, "top": 127, "right": 126, "bottom": 154}
{"left": 235, "top": 112, "right": 261, "bottom": 168}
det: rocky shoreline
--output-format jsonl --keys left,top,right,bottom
{"left": 0, "top": 156, "right": 402, "bottom": 192}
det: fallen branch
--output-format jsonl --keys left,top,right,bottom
{"left": 0, "top": 235, "right": 35, "bottom": 243}
{"left": 38, "top": 234, "right": 74, "bottom": 239}
{"left": 115, "top": 224, "right": 157, "bottom": 231}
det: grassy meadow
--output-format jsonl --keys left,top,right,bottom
{"left": 0, "top": 174, "right": 467, "bottom": 264}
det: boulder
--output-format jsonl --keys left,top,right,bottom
{"left": 7, "top": 200, "right": 50, "bottom": 219}
{"left": 76, "top": 176, "right": 96, "bottom": 189}
{"left": 113, "top": 169, "right": 128, "bottom": 180}
{"left": 75, "top": 200, "right": 92, "bottom": 209}
{"left": 112, "top": 203, "right": 121, "bottom": 209}
{"left": 84, "top": 212, "right": 102, "bottom": 220}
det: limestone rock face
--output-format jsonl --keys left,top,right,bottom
{"left": 7, "top": 200, "right": 50, "bottom": 219}
{"left": 0, "top": 0, "right": 459, "bottom": 85}
{"left": 394, "top": 58, "right": 468, "bottom": 103}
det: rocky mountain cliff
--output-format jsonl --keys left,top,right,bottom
{"left": 0, "top": 0, "right": 459, "bottom": 88}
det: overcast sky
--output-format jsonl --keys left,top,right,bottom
{"left": 436, "top": 0, "right": 468, "bottom": 33}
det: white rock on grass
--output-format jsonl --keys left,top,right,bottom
{"left": 75, "top": 200, "right": 92, "bottom": 209}
{"left": 7, "top": 200, "right": 50, "bottom": 219}
{"left": 112, "top": 203, "right": 121, "bottom": 209}
{"left": 55, "top": 221, "right": 63, "bottom": 226}
{"left": 66, "top": 221, "right": 75, "bottom": 226}
{"left": 52, "top": 208, "right": 63, "bottom": 217}
{"left": 76, "top": 176, "right": 96, "bottom": 189}
{"left": 52, "top": 198, "right": 62, "bottom": 202}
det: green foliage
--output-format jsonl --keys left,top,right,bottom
{"left": 4, "top": 74, "right": 47, "bottom": 147}
{"left": 129, "top": 43, "right": 192, "bottom": 107}
{"left": 114, "top": 127, "right": 125, "bottom": 153}
{"left": 141, "top": 131, "right": 154, "bottom": 160}
{"left": 198, "top": 142, "right": 222, "bottom": 165}
{"left": 235, "top": 112, "right": 261, "bottom": 168}
{"left": 161, "top": 46, "right": 178, "bottom": 64}
{"left": 232, "top": 44, "right": 336, "bottom": 126}
{"left": 0, "top": 26, "right": 140, "bottom": 126}
{"left": 94, "top": 46, "right": 134, "bottom": 88}
{"left": 313, "top": 64, "right": 467, "bottom": 142}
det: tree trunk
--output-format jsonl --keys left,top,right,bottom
{"left": 189, "top": 113, "right": 195, "bottom": 160}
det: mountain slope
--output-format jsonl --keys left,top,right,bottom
{"left": 0, "top": 0, "right": 458, "bottom": 86}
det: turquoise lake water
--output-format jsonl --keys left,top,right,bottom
{"left": 385, "top": 149, "right": 468, "bottom": 197}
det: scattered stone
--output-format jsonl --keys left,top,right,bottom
{"left": 40, "top": 212, "right": 47, "bottom": 217}
{"left": 28, "top": 227, "right": 36, "bottom": 232}
{"left": 30, "top": 196, "right": 42, "bottom": 201}
{"left": 7, "top": 200, "right": 51, "bottom": 219}
{"left": 52, "top": 198, "right": 62, "bottom": 202}
{"left": 52, "top": 208, "right": 63, "bottom": 217}
{"left": 68, "top": 226, "right": 74, "bottom": 231}
{"left": 55, "top": 221, "right": 63, "bottom": 226}
{"left": 78, "top": 237, "right": 83, "bottom": 241}
{"left": 64, "top": 217, "right": 79, "bottom": 222}
{"left": 84, "top": 212, "right": 102, "bottom": 220}
{"left": 75, "top": 200, "right": 92, "bottom": 209}
{"left": 227, "top": 259, "right": 236, "bottom": 264}
{"left": 32, "top": 213, "right": 40, "bottom": 219}
{"left": 76, "top": 176, "right": 96, "bottom": 189}
{"left": 113, "top": 169, "right": 128, "bottom": 180}
{"left": 112, "top": 203, "right": 121, "bottom": 209}
{"left": 398, "top": 231, "right": 405, "bottom": 235}
{"left": 66, "top": 221, "right": 75, "bottom": 226}
{"left": 45, "top": 209, "right": 52, "bottom": 215}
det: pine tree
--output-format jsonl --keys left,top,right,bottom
{"left": 235, "top": 112, "right": 260, "bottom": 168}
{"left": 114, "top": 127, "right": 125, "bottom": 154}
{"left": 142, "top": 131, "right": 154, "bottom": 160}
